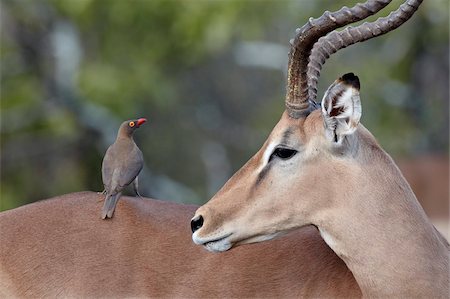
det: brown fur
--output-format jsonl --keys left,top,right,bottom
{"left": 398, "top": 156, "right": 449, "bottom": 223}
{"left": 0, "top": 191, "right": 361, "bottom": 298}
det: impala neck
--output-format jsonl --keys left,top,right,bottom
{"left": 314, "top": 130, "right": 449, "bottom": 298}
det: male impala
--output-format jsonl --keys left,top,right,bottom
{"left": 191, "top": 0, "right": 449, "bottom": 298}
{"left": 0, "top": 0, "right": 447, "bottom": 298}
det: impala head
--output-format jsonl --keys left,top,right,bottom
{"left": 192, "top": 0, "right": 423, "bottom": 252}
{"left": 192, "top": 74, "right": 363, "bottom": 252}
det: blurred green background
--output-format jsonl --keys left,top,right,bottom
{"left": 1, "top": 0, "right": 448, "bottom": 211}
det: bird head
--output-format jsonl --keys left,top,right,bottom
{"left": 119, "top": 118, "right": 147, "bottom": 137}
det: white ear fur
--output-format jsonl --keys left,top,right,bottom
{"left": 321, "top": 73, "right": 362, "bottom": 144}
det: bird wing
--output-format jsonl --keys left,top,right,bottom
{"left": 102, "top": 145, "right": 115, "bottom": 189}
{"left": 117, "top": 145, "right": 144, "bottom": 188}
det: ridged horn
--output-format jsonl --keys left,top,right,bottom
{"left": 307, "top": 0, "right": 424, "bottom": 104}
{"left": 286, "top": 0, "right": 391, "bottom": 119}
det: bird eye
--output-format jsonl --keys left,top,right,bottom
{"left": 129, "top": 121, "right": 135, "bottom": 127}
{"left": 269, "top": 147, "right": 297, "bottom": 162}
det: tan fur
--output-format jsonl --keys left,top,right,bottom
{"left": 0, "top": 191, "right": 361, "bottom": 298}
{"left": 193, "top": 110, "right": 449, "bottom": 298}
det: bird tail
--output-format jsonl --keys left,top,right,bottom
{"left": 101, "top": 192, "right": 122, "bottom": 219}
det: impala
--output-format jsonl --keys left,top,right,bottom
{"left": 191, "top": 0, "right": 449, "bottom": 298}
{"left": 0, "top": 0, "right": 447, "bottom": 298}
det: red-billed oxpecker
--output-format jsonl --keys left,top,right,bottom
{"left": 101, "top": 118, "right": 147, "bottom": 219}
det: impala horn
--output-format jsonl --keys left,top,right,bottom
{"left": 285, "top": 0, "right": 422, "bottom": 119}
{"left": 307, "top": 0, "right": 424, "bottom": 104}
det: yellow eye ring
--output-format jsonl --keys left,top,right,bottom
{"left": 129, "top": 121, "right": 135, "bottom": 127}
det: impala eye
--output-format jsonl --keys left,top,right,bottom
{"left": 269, "top": 147, "right": 298, "bottom": 162}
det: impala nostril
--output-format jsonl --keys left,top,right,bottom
{"left": 191, "top": 215, "right": 204, "bottom": 233}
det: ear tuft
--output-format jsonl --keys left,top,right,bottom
{"left": 321, "top": 74, "right": 362, "bottom": 144}
{"left": 340, "top": 73, "right": 360, "bottom": 90}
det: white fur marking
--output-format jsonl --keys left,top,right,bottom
{"left": 321, "top": 85, "right": 361, "bottom": 144}
{"left": 319, "top": 228, "right": 337, "bottom": 249}
{"left": 260, "top": 141, "right": 278, "bottom": 171}
{"left": 334, "top": 89, "right": 354, "bottom": 117}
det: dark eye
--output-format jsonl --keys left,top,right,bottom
{"left": 269, "top": 147, "right": 298, "bottom": 162}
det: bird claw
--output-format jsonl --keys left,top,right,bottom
{"left": 97, "top": 190, "right": 107, "bottom": 202}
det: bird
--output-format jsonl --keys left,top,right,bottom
{"left": 101, "top": 118, "right": 147, "bottom": 219}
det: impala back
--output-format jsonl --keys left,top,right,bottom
{"left": 0, "top": 191, "right": 361, "bottom": 298}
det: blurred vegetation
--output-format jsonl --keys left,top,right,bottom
{"left": 1, "top": 0, "right": 448, "bottom": 211}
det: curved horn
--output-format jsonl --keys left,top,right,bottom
{"left": 286, "top": 0, "right": 391, "bottom": 119}
{"left": 307, "top": 0, "right": 424, "bottom": 103}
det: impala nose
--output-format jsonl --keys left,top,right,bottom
{"left": 191, "top": 215, "right": 204, "bottom": 233}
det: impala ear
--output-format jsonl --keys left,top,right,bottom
{"left": 321, "top": 73, "right": 362, "bottom": 144}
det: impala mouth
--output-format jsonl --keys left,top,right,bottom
{"left": 193, "top": 233, "right": 233, "bottom": 253}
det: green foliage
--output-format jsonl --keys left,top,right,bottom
{"left": 1, "top": 0, "right": 448, "bottom": 211}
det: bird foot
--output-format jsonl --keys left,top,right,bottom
{"left": 97, "top": 190, "right": 106, "bottom": 202}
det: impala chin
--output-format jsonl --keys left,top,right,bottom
{"left": 196, "top": 229, "right": 286, "bottom": 252}
{"left": 192, "top": 232, "right": 233, "bottom": 252}
{"left": 235, "top": 232, "right": 283, "bottom": 246}
{"left": 204, "top": 239, "right": 232, "bottom": 252}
